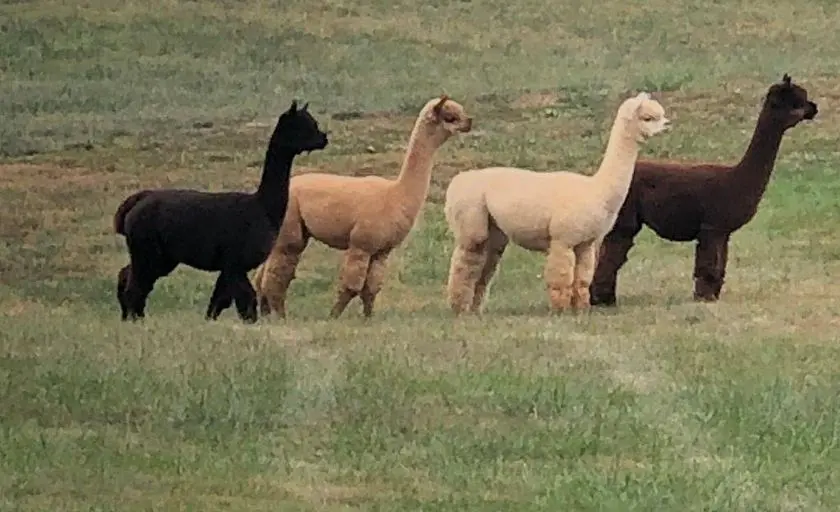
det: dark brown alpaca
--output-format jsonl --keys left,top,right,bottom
{"left": 590, "top": 74, "right": 818, "bottom": 306}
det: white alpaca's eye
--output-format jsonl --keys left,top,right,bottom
{"left": 641, "top": 114, "right": 655, "bottom": 122}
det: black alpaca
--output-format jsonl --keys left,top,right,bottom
{"left": 114, "top": 101, "right": 328, "bottom": 323}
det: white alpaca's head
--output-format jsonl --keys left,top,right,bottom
{"left": 421, "top": 95, "right": 473, "bottom": 136}
{"left": 617, "top": 92, "right": 670, "bottom": 143}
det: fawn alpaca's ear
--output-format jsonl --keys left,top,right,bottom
{"left": 433, "top": 94, "right": 449, "bottom": 118}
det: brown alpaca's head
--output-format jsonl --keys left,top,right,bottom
{"left": 422, "top": 95, "right": 473, "bottom": 136}
{"left": 617, "top": 92, "right": 670, "bottom": 143}
{"left": 763, "top": 73, "right": 818, "bottom": 130}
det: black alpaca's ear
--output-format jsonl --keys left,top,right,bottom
{"left": 289, "top": 100, "right": 299, "bottom": 113}
{"left": 782, "top": 73, "right": 792, "bottom": 87}
{"left": 301, "top": 102, "right": 309, "bottom": 111}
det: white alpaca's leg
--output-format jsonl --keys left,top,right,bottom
{"left": 545, "top": 241, "right": 576, "bottom": 312}
{"left": 360, "top": 250, "right": 391, "bottom": 318}
{"left": 445, "top": 201, "right": 492, "bottom": 315}
{"left": 571, "top": 239, "right": 599, "bottom": 311}
{"left": 471, "top": 225, "right": 508, "bottom": 313}
{"left": 331, "top": 246, "right": 371, "bottom": 318}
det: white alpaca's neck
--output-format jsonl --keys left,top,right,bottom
{"left": 393, "top": 117, "right": 443, "bottom": 219}
{"left": 590, "top": 117, "right": 640, "bottom": 213}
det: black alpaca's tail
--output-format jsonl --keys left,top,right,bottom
{"left": 114, "top": 190, "right": 153, "bottom": 235}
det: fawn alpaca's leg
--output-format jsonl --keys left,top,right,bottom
{"left": 360, "top": 250, "right": 392, "bottom": 318}
{"left": 230, "top": 274, "right": 258, "bottom": 323}
{"left": 330, "top": 246, "right": 371, "bottom": 318}
{"left": 258, "top": 219, "right": 308, "bottom": 318}
{"left": 544, "top": 241, "right": 576, "bottom": 312}
{"left": 590, "top": 222, "right": 642, "bottom": 307}
{"left": 471, "top": 226, "right": 508, "bottom": 313}
{"left": 571, "top": 239, "right": 599, "bottom": 311}
{"left": 258, "top": 243, "right": 308, "bottom": 318}
{"left": 447, "top": 241, "right": 488, "bottom": 315}
{"left": 693, "top": 229, "right": 730, "bottom": 302}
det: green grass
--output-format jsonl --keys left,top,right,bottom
{"left": 3, "top": 0, "right": 840, "bottom": 509}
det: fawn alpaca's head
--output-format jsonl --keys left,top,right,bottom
{"left": 764, "top": 74, "right": 818, "bottom": 130}
{"left": 617, "top": 92, "right": 670, "bottom": 143}
{"left": 270, "top": 100, "right": 329, "bottom": 155}
{"left": 422, "top": 95, "right": 473, "bottom": 136}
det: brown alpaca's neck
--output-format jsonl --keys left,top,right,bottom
{"left": 392, "top": 120, "right": 443, "bottom": 219}
{"left": 255, "top": 147, "right": 295, "bottom": 226}
{"left": 591, "top": 119, "right": 640, "bottom": 212}
{"left": 732, "top": 108, "right": 786, "bottom": 195}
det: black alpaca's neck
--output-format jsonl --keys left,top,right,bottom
{"left": 734, "top": 108, "right": 786, "bottom": 191}
{"left": 255, "top": 144, "right": 295, "bottom": 226}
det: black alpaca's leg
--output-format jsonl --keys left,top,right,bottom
{"left": 117, "top": 265, "right": 131, "bottom": 320}
{"left": 231, "top": 274, "right": 258, "bottom": 324}
{"left": 121, "top": 242, "right": 177, "bottom": 320}
{"left": 206, "top": 273, "right": 234, "bottom": 320}
{"left": 590, "top": 227, "right": 640, "bottom": 307}
{"left": 123, "top": 269, "right": 156, "bottom": 321}
{"left": 693, "top": 229, "right": 730, "bottom": 302}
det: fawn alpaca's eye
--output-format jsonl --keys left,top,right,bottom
{"left": 442, "top": 113, "right": 458, "bottom": 123}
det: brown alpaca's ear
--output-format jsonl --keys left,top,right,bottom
{"left": 433, "top": 95, "right": 449, "bottom": 117}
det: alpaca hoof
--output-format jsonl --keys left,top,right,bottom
{"left": 693, "top": 292, "right": 719, "bottom": 303}
{"left": 590, "top": 294, "right": 617, "bottom": 307}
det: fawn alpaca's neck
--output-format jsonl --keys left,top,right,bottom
{"left": 732, "top": 108, "right": 786, "bottom": 195}
{"left": 255, "top": 144, "right": 295, "bottom": 226}
{"left": 590, "top": 118, "right": 640, "bottom": 213}
{"left": 392, "top": 120, "right": 444, "bottom": 219}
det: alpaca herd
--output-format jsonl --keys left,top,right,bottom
{"left": 113, "top": 74, "right": 818, "bottom": 322}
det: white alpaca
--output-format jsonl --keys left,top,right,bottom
{"left": 444, "top": 92, "right": 669, "bottom": 314}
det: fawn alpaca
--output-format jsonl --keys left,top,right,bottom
{"left": 114, "top": 101, "right": 328, "bottom": 322}
{"left": 445, "top": 92, "right": 669, "bottom": 314}
{"left": 254, "top": 95, "right": 473, "bottom": 318}
{"left": 590, "top": 74, "right": 818, "bottom": 306}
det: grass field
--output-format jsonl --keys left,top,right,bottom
{"left": 3, "top": 0, "right": 840, "bottom": 509}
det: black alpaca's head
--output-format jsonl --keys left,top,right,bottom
{"left": 270, "top": 100, "right": 329, "bottom": 155}
{"left": 764, "top": 73, "right": 818, "bottom": 130}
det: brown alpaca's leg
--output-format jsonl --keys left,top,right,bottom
{"left": 471, "top": 227, "right": 508, "bottom": 313}
{"left": 545, "top": 242, "right": 576, "bottom": 312}
{"left": 331, "top": 247, "right": 371, "bottom": 318}
{"left": 360, "top": 250, "right": 391, "bottom": 318}
{"left": 693, "top": 229, "right": 730, "bottom": 302}
{"left": 590, "top": 227, "right": 641, "bottom": 307}
{"left": 447, "top": 241, "right": 488, "bottom": 315}
{"left": 571, "top": 240, "right": 599, "bottom": 311}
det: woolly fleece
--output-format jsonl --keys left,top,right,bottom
{"left": 254, "top": 95, "right": 473, "bottom": 318}
{"left": 444, "top": 92, "right": 669, "bottom": 314}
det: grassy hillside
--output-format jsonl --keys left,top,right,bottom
{"left": 2, "top": 0, "right": 840, "bottom": 510}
